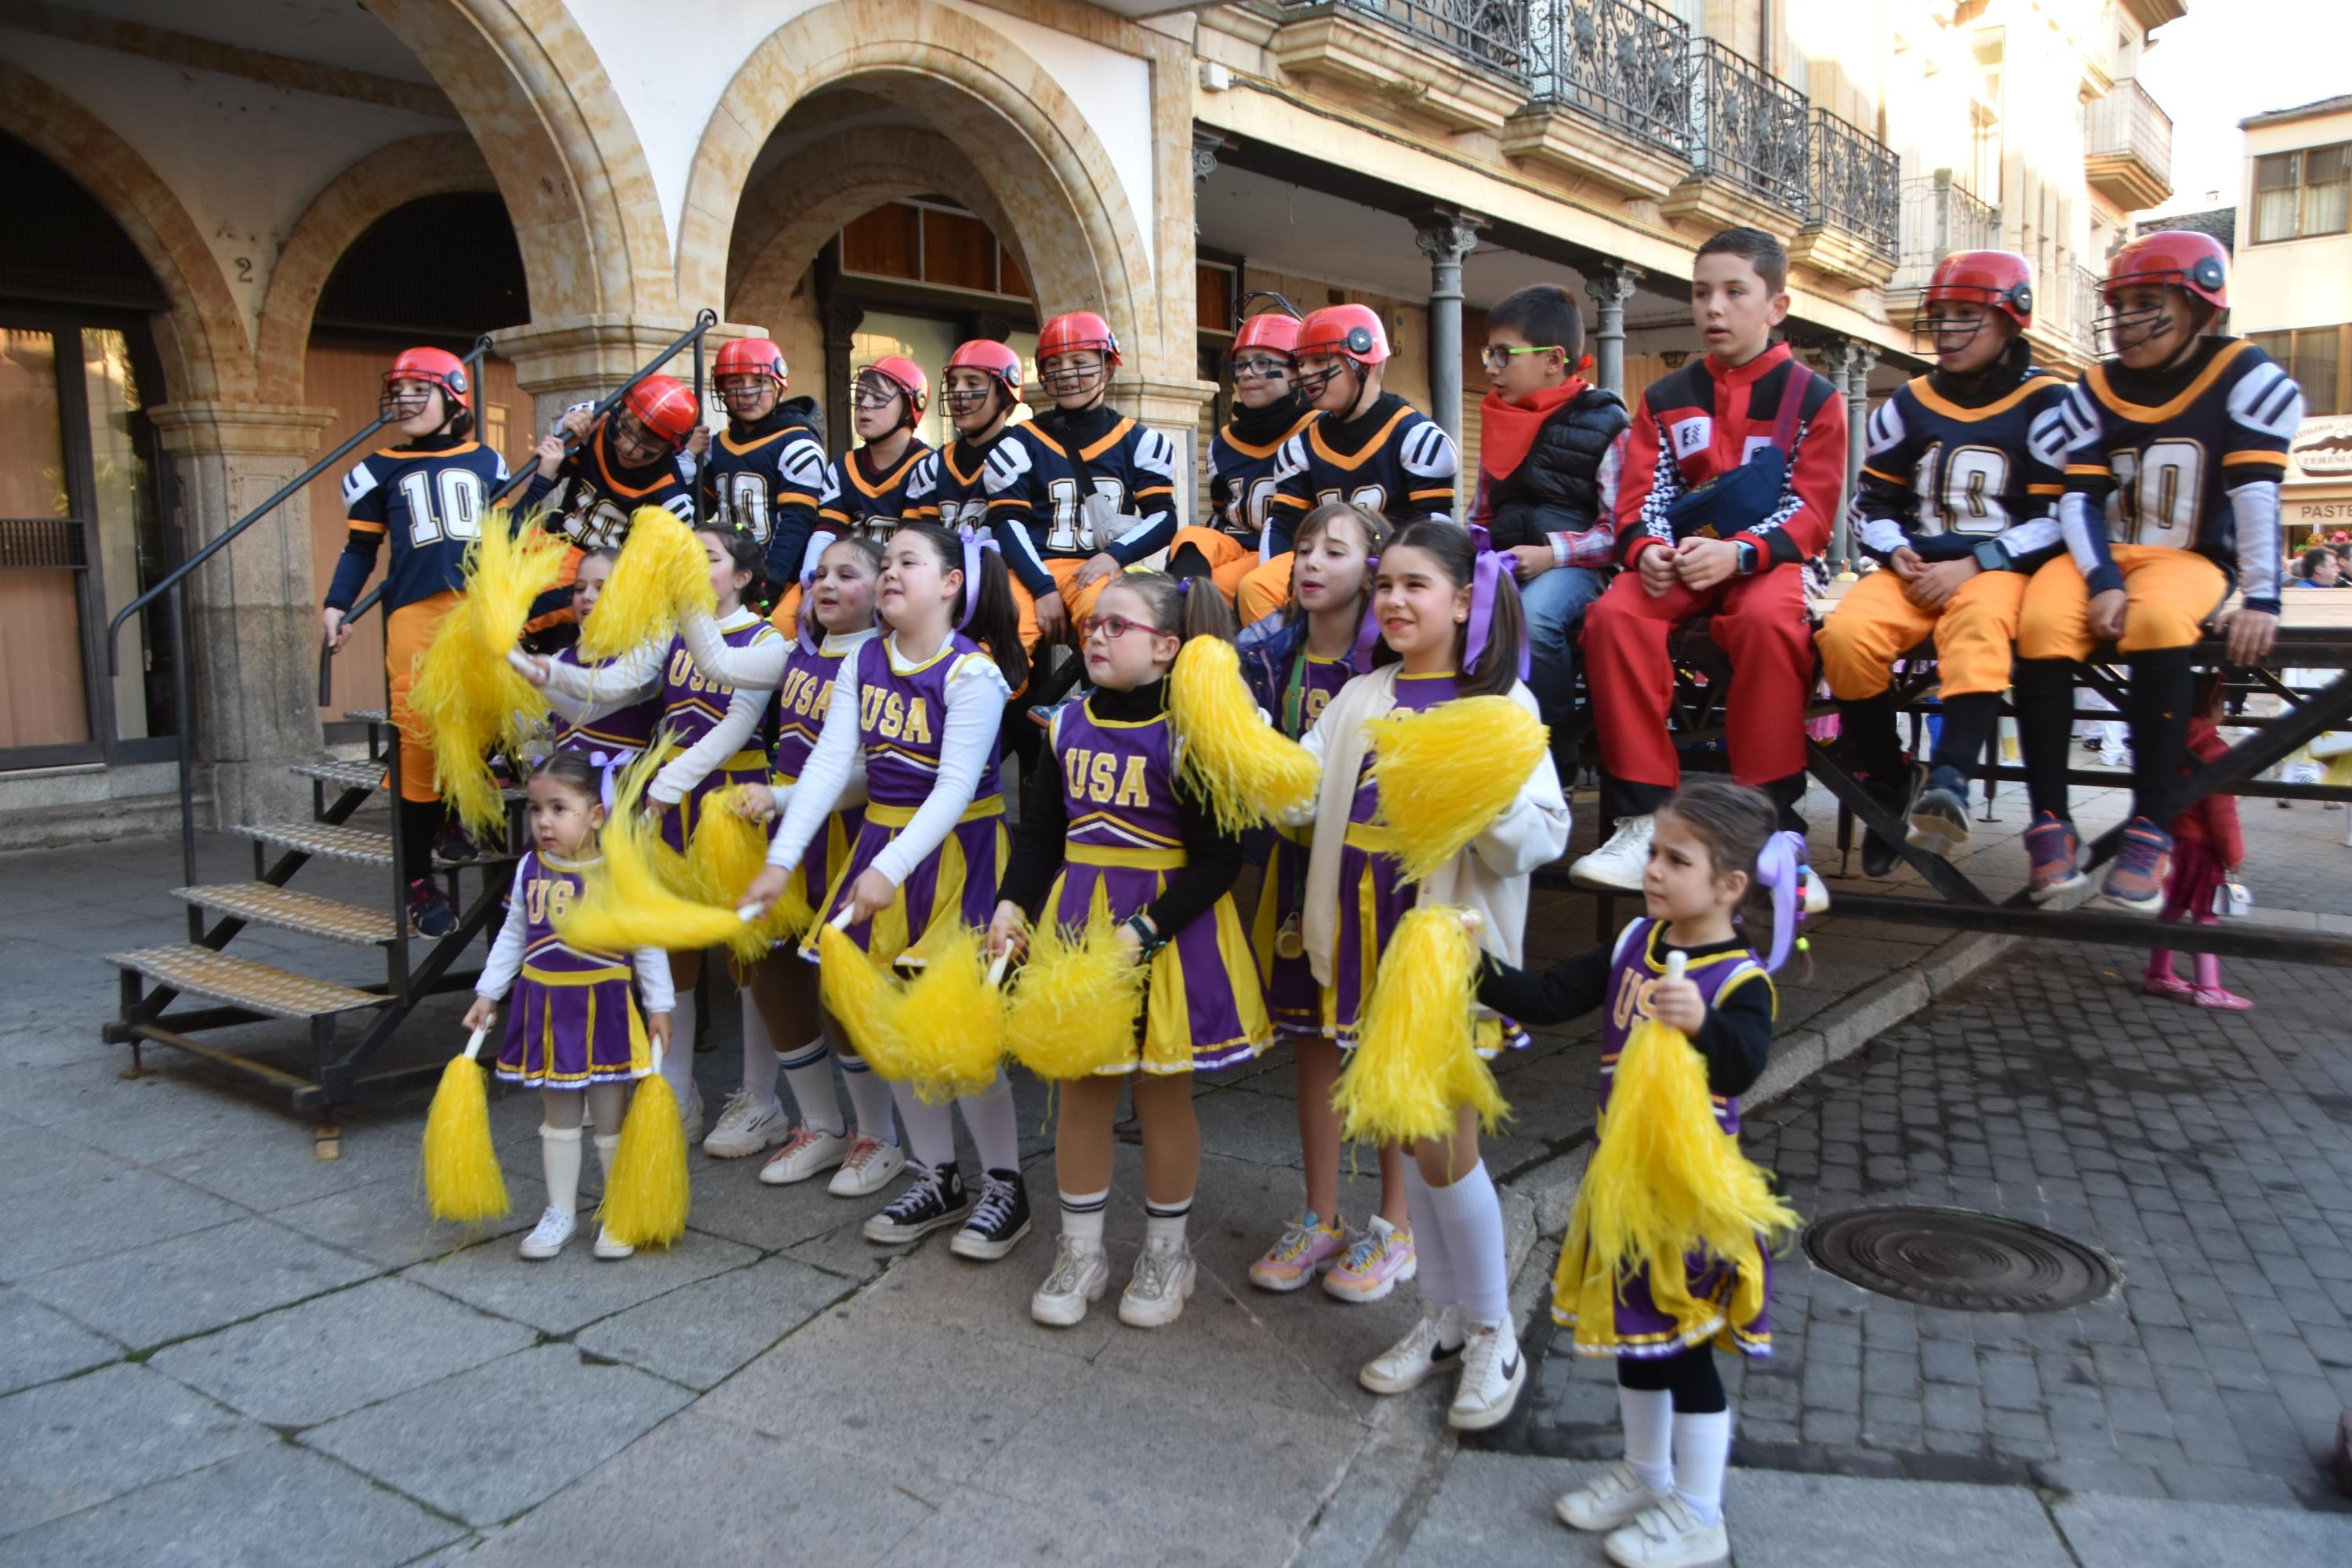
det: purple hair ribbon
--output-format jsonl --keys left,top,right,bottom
{"left": 956, "top": 526, "right": 1000, "bottom": 631}
{"left": 1462, "top": 524, "right": 1531, "bottom": 682}
{"left": 796, "top": 563, "right": 822, "bottom": 654}
{"left": 1348, "top": 553, "right": 1382, "bottom": 672}
{"left": 1752, "top": 829, "right": 1807, "bottom": 974}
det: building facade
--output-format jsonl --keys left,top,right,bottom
{"left": 0, "top": 0, "right": 2176, "bottom": 831}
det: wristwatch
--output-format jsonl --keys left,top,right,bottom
{"left": 1972, "top": 539, "right": 2011, "bottom": 573}
{"left": 1125, "top": 913, "right": 1167, "bottom": 960}
{"left": 1733, "top": 539, "right": 1759, "bottom": 575}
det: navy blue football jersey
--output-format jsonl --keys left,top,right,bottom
{"left": 815, "top": 440, "right": 932, "bottom": 546}
{"left": 1269, "top": 394, "right": 1458, "bottom": 544}
{"left": 905, "top": 434, "right": 1004, "bottom": 534}
{"left": 2057, "top": 338, "right": 2303, "bottom": 610}
{"left": 1207, "top": 410, "right": 1318, "bottom": 552}
{"left": 328, "top": 438, "right": 510, "bottom": 612}
{"left": 702, "top": 408, "right": 827, "bottom": 582}
{"left": 521, "top": 435, "right": 693, "bottom": 551}
{"left": 982, "top": 415, "right": 1180, "bottom": 597}
{"left": 1849, "top": 370, "right": 2073, "bottom": 568}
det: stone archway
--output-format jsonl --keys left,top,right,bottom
{"left": 677, "top": 0, "right": 1156, "bottom": 363}
{"left": 0, "top": 60, "right": 252, "bottom": 402}
{"left": 253, "top": 133, "right": 499, "bottom": 404}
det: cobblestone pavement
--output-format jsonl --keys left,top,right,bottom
{"left": 1518, "top": 940, "right": 2352, "bottom": 1512}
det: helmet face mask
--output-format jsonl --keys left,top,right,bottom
{"left": 381, "top": 376, "right": 443, "bottom": 427}
{"left": 610, "top": 408, "right": 673, "bottom": 466}
{"left": 2096, "top": 282, "right": 2184, "bottom": 364}
{"left": 716, "top": 373, "right": 779, "bottom": 421}
{"left": 1039, "top": 350, "right": 1108, "bottom": 404}
{"left": 942, "top": 368, "right": 1005, "bottom": 429}
{"left": 1294, "top": 350, "right": 1362, "bottom": 409}
{"left": 380, "top": 347, "right": 468, "bottom": 432}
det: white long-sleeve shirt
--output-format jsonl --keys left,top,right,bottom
{"left": 764, "top": 633, "right": 1009, "bottom": 887}
{"left": 474, "top": 856, "right": 674, "bottom": 1012}
{"left": 528, "top": 608, "right": 771, "bottom": 804}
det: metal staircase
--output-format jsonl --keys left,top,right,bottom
{"left": 99, "top": 312, "right": 721, "bottom": 1122}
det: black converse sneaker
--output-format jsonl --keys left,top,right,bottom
{"left": 949, "top": 1169, "right": 1032, "bottom": 1261}
{"left": 862, "top": 1162, "right": 971, "bottom": 1246}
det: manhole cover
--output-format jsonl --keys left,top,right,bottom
{"left": 1802, "top": 1206, "right": 2112, "bottom": 1313}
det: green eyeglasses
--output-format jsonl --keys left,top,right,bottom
{"left": 1481, "top": 344, "right": 1564, "bottom": 372}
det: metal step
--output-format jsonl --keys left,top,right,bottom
{"left": 173, "top": 882, "right": 399, "bottom": 946}
{"left": 343, "top": 708, "right": 387, "bottom": 724}
{"left": 106, "top": 945, "right": 383, "bottom": 1022}
{"left": 289, "top": 758, "right": 386, "bottom": 793}
{"left": 238, "top": 820, "right": 397, "bottom": 866}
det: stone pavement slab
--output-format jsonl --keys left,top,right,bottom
{"left": 396, "top": 1225, "right": 759, "bottom": 1336}
{"left": 0, "top": 1149, "right": 246, "bottom": 1283}
{"left": 2053, "top": 1493, "right": 2352, "bottom": 1567}
{"left": 300, "top": 1343, "right": 695, "bottom": 1527}
{"left": 0, "top": 1286, "right": 121, "bottom": 1396}
{"left": 572, "top": 1253, "right": 851, "bottom": 1391}
{"left": 0, "top": 1442, "right": 466, "bottom": 1568}
{"left": 270, "top": 1170, "right": 549, "bottom": 1271}
{"left": 14, "top": 1214, "right": 377, "bottom": 1350}
{"left": 1395, "top": 1452, "right": 1617, "bottom": 1567}
{"left": 0, "top": 1363, "right": 267, "bottom": 1537}
{"left": 1721, "top": 1467, "right": 2077, "bottom": 1567}
{"left": 150, "top": 1276, "right": 537, "bottom": 1428}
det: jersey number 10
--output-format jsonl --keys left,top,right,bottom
{"left": 2103, "top": 441, "right": 2201, "bottom": 548}
{"left": 397, "top": 469, "right": 485, "bottom": 547}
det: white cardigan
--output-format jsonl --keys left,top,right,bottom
{"left": 1294, "top": 666, "right": 1571, "bottom": 993}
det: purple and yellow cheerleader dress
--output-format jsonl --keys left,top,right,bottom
{"left": 1555, "top": 917, "right": 1775, "bottom": 1359}
{"left": 481, "top": 850, "right": 670, "bottom": 1087}
{"left": 652, "top": 609, "right": 782, "bottom": 852}
{"left": 767, "top": 627, "right": 873, "bottom": 935}
{"left": 549, "top": 647, "right": 657, "bottom": 771}
{"left": 1250, "top": 648, "right": 1353, "bottom": 1037}
{"left": 1044, "top": 696, "right": 1271, "bottom": 1073}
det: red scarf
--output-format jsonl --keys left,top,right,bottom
{"left": 1478, "top": 379, "right": 1589, "bottom": 484}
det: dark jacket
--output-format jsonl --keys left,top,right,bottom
{"left": 1475, "top": 386, "right": 1629, "bottom": 557}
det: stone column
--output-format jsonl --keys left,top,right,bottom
{"left": 149, "top": 401, "right": 338, "bottom": 828}
{"left": 818, "top": 299, "right": 865, "bottom": 460}
{"left": 1819, "top": 339, "right": 1878, "bottom": 574}
{"left": 1585, "top": 264, "right": 1643, "bottom": 401}
{"left": 491, "top": 314, "right": 749, "bottom": 439}
{"left": 1121, "top": 373, "right": 1221, "bottom": 532}
{"left": 1414, "top": 208, "right": 1486, "bottom": 448}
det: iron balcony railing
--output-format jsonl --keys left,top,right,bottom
{"left": 2073, "top": 263, "right": 2104, "bottom": 358}
{"left": 1808, "top": 107, "right": 1899, "bottom": 256}
{"left": 1278, "top": 0, "right": 1535, "bottom": 81}
{"left": 1892, "top": 171, "right": 2002, "bottom": 291}
{"left": 2085, "top": 77, "right": 2173, "bottom": 183}
{"left": 1687, "top": 38, "right": 1811, "bottom": 213}
{"left": 1523, "top": 0, "right": 1693, "bottom": 158}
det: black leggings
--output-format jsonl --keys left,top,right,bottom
{"left": 1617, "top": 1345, "right": 1727, "bottom": 1414}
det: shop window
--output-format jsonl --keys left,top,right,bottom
{"left": 2249, "top": 325, "right": 2346, "bottom": 417}
{"left": 2252, "top": 143, "right": 2350, "bottom": 244}
{"left": 840, "top": 201, "right": 1027, "bottom": 300}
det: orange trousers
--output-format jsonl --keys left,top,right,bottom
{"left": 386, "top": 590, "right": 458, "bottom": 803}
{"left": 1817, "top": 567, "right": 2027, "bottom": 701}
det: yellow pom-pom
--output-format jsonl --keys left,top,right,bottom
{"left": 684, "top": 793, "right": 797, "bottom": 960}
{"left": 816, "top": 919, "right": 918, "bottom": 1079}
{"left": 1365, "top": 696, "right": 1548, "bottom": 884}
{"left": 419, "top": 1032, "right": 509, "bottom": 1224}
{"left": 578, "top": 508, "right": 715, "bottom": 659}
{"left": 1331, "top": 905, "right": 1504, "bottom": 1145}
{"left": 1168, "top": 636, "right": 1319, "bottom": 834}
{"left": 601, "top": 1062, "right": 689, "bottom": 1247}
{"left": 554, "top": 765, "right": 745, "bottom": 955}
{"left": 1004, "top": 912, "right": 1149, "bottom": 1080}
{"left": 890, "top": 926, "right": 1008, "bottom": 1103}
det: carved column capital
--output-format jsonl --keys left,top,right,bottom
{"left": 1584, "top": 264, "right": 1643, "bottom": 308}
{"left": 1413, "top": 207, "right": 1486, "bottom": 265}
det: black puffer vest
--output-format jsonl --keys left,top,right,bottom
{"left": 1483, "top": 386, "right": 1629, "bottom": 552}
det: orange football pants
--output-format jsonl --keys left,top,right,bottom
{"left": 2016, "top": 545, "right": 2225, "bottom": 661}
{"left": 1011, "top": 558, "right": 1112, "bottom": 649}
{"left": 1817, "top": 566, "right": 2027, "bottom": 701}
{"left": 386, "top": 590, "right": 458, "bottom": 803}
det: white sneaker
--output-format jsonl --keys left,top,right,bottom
{"left": 1030, "top": 1236, "right": 1111, "bottom": 1327}
{"left": 826, "top": 1134, "right": 906, "bottom": 1197}
{"left": 760, "top": 1124, "right": 850, "bottom": 1185}
{"left": 1557, "top": 1461, "right": 1669, "bottom": 1533}
{"left": 1602, "top": 1497, "right": 1728, "bottom": 1568}
{"left": 1798, "top": 863, "right": 1831, "bottom": 915}
{"left": 591, "top": 1224, "right": 634, "bottom": 1261}
{"left": 1570, "top": 815, "right": 1655, "bottom": 892}
{"left": 702, "top": 1090, "right": 789, "bottom": 1159}
{"left": 517, "top": 1206, "right": 575, "bottom": 1261}
{"left": 1447, "top": 1316, "right": 1526, "bottom": 1430}
{"left": 677, "top": 1082, "right": 706, "bottom": 1145}
{"left": 1358, "top": 1300, "right": 1465, "bottom": 1395}
{"left": 1117, "top": 1237, "right": 1196, "bottom": 1328}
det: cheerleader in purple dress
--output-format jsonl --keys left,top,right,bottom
{"left": 1479, "top": 779, "right": 1802, "bottom": 1568}
{"left": 991, "top": 572, "right": 1270, "bottom": 1330}
{"left": 742, "top": 521, "right": 1033, "bottom": 1260}
{"left": 543, "top": 551, "right": 657, "bottom": 774}
{"left": 466, "top": 753, "right": 674, "bottom": 1262}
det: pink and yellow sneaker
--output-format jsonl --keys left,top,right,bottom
{"left": 1323, "top": 1216, "right": 1417, "bottom": 1303}
{"left": 1248, "top": 1210, "right": 1345, "bottom": 1293}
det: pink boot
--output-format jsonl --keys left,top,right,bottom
{"left": 2192, "top": 986, "right": 2253, "bottom": 1011}
{"left": 2143, "top": 951, "right": 2190, "bottom": 997}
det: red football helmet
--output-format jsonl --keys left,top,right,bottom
{"left": 1913, "top": 250, "right": 2034, "bottom": 358}
{"left": 854, "top": 356, "right": 929, "bottom": 425}
{"left": 1232, "top": 310, "right": 1303, "bottom": 361}
{"left": 620, "top": 374, "right": 700, "bottom": 448}
{"left": 942, "top": 339, "right": 1025, "bottom": 416}
{"left": 2103, "top": 230, "right": 2230, "bottom": 310}
{"left": 713, "top": 338, "right": 788, "bottom": 416}
{"left": 1294, "top": 303, "right": 1389, "bottom": 403}
{"left": 381, "top": 346, "right": 469, "bottom": 423}
{"left": 1038, "top": 310, "right": 1121, "bottom": 367}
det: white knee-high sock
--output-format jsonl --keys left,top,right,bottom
{"left": 777, "top": 1034, "right": 844, "bottom": 1137}
{"left": 891, "top": 1081, "right": 957, "bottom": 1170}
{"left": 1620, "top": 1386, "right": 1674, "bottom": 1494}
{"left": 1671, "top": 1410, "right": 1732, "bottom": 1526}
{"left": 737, "top": 989, "right": 781, "bottom": 1109}
{"left": 1401, "top": 1163, "right": 1458, "bottom": 1316}
{"left": 540, "top": 1124, "right": 583, "bottom": 1217}
{"left": 662, "top": 988, "right": 698, "bottom": 1103}
{"left": 593, "top": 1134, "right": 622, "bottom": 1207}
{"left": 957, "top": 1071, "right": 1018, "bottom": 1174}
{"left": 1425, "top": 1160, "right": 1508, "bottom": 1325}
{"left": 838, "top": 1053, "right": 896, "bottom": 1144}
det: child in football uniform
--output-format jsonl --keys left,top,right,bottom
{"left": 1815, "top": 252, "right": 2073, "bottom": 873}
{"left": 993, "top": 571, "right": 1265, "bottom": 1329}
{"left": 466, "top": 752, "right": 673, "bottom": 1261}
{"left": 1571, "top": 227, "right": 1845, "bottom": 898}
{"left": 701, "top": 338, "right": 828, "bottom": 592}
{"left": 983, "top": 310, "right": 1181, "bottom": 648}
{"left": 2016, "top": 230, "right": 2301, "bottom": 911}
{"left": 1166, "top": 307, "right": 1317, "bottom": 615}
{"left": 321, "top": 347, "right": 510, "bottom": 938}
{"left": 742, "top": 521, "right": 1035, "bottom": 1260}
{"left": 1243, "top": 304, "right": 1460, "bottom": 620}
{"left": 1470, "top": 284, "right": 1630, "bottom": 779}
{"left": 906, "top": 340, "right": 1026, "bottom": 535}
{"left": 813, "top": 358, "right": 933, "bottom": 550}
{"left": 517, "top": 375, "right": 700, "bottom": 647}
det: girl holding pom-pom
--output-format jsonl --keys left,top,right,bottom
{"left": 1297, "top": 520, "right": 1572, "bottom": 1428}
{"left": 514, "top": 524, "right": 782, "bottom": 1141}
{"left": 465, "top": 752, "right": 673, "bottom": 1261}
{"left": 741, "top": 522, "right": 1033, "bottom": 1259}
{"left": 1479, "top": 777, "right": 1799, "bottom": 1568}
{"left": 990, "top": 571, "right": 1270, "bottom": 1330}
{"left": 543, "top": 550, "right": 658, "bottom": 772}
